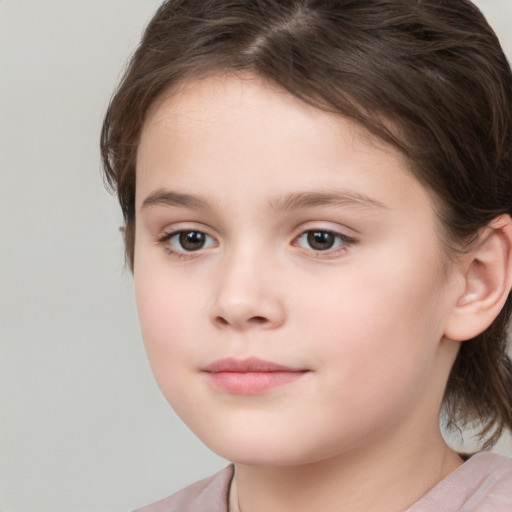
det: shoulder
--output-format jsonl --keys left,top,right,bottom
{"left": 408, "top": 452, "right": 512, "bottom": 512}
{"left": 133, "top": 465, "right": 234, "bottom": 512}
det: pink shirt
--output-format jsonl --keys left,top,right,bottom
{"left": 134, "top": 452, "right": 512, "bottom": 512}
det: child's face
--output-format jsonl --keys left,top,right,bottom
{"left": 134, "top": 74, "right": 462, "bottom": 466}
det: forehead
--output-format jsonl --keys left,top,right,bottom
{"left": 140, "top": 73, "right": 352, "bottom": 160}
{"left": 136, "top": 73, "right": 432, "bottom": 215}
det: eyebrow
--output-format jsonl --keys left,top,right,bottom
{"left": 269, "top": 190, "right": 388, "bottom": 212}
{"left": 141, "top": 189, "right": 212, "bottom": 211}
{"left": 141, "top": 189, "right": 387, "bottom": 212}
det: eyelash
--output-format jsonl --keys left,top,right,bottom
{"left": 156, "top": 228, "right": 356, "bottom": 259}
{"left": 157, "top": 229, "right": 217, "bottom": 258}
{"left": 293, "top": 229, "right": 356, "bottom": 256}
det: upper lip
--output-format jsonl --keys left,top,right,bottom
{"left": 204, "top": 357, "right": 305, "bottom": 373}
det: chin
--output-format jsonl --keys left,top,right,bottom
{"left": 195, "top": 426, "right": 336, "bottom": 468}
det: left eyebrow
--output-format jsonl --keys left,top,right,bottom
{"left": 268, "top": 190, "right": 388, "bottom": 211}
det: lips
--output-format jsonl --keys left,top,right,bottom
{"left": 203, "top": 357, "right": 309, "bottom": 394}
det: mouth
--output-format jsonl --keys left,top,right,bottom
{"left": 202, "top": 357, "right": 309, "bottom": 395}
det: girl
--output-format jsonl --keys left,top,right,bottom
{"left": 101, "top": 1, "right": 512, "bottom": 510}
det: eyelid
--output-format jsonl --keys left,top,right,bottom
{"left": 156, "top": 224, "right": 219, "bottom": 257}
{"left": 156, "top": 221, "right": 215, "bottom": 241}
{"left": 291, "top": 224, "right": 358, "bottom": 255}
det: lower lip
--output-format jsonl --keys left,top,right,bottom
{"left": 205, "top": 371, "right": 307, "bottom": 394}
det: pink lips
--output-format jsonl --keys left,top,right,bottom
{"left": 203, "top": 357, "right": 308, "bottom": 394}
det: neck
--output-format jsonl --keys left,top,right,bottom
{"left": 233, "top": 427, "right": 462, "bottom": 512}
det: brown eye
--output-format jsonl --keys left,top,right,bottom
{"left": 296, "top": 229, "right": 353, "bottom": 252}
{"left": 161, "top": 230, "right": 217, "bottom": 253}
{"left": 178, "top": 231, "right": 207, "bottom": 251}
{"left": 307, "top": 231, "right": 336, "bottom": 251}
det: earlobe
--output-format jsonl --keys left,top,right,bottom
{"left": 444, "top": 215, "right": 512, "bottom": 342}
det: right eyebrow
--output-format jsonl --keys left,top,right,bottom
{"left": 140, "top": 189, "right": 213, "bottom": 211}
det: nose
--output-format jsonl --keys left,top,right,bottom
{"left": 209, "top": 248, "right": 286, "bottom": 331}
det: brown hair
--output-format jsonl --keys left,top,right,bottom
{"left": 101, "top": 0, "right": 512, "bottom": 447}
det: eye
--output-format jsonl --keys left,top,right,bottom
{"left": 162, "top": 230, "right": 217, "bottom": 253}
{"left": 295, "top": 229, "right": 353, "bottom": 252}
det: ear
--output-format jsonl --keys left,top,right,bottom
{"left": 444, "top": 215, "right": 512, "bottom": 342}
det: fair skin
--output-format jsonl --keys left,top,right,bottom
{"left": 134, "top": 74, "right": 486, "bottom": 512}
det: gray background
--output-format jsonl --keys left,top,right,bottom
{"left": 1, "top": 1, "right": 511, "bottom": 511}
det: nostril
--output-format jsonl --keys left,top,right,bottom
{"left": 249, "top": 316, "right": 268, "bottom": 324}
{"left": 215, "top": 316, "right": 229, "bottom": 326}
{"left": 213, "top": 314, "right": 272, "bottom": 328}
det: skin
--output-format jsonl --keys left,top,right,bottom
{"left": 134, "top": 74, "right": 467, "bottom": 512}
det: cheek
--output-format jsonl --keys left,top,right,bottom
{"left": 300, "top": 250, "right": 448, "bottom": 392}
{"left": 134, "top": 266, "right": 199, "bottom": 386}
